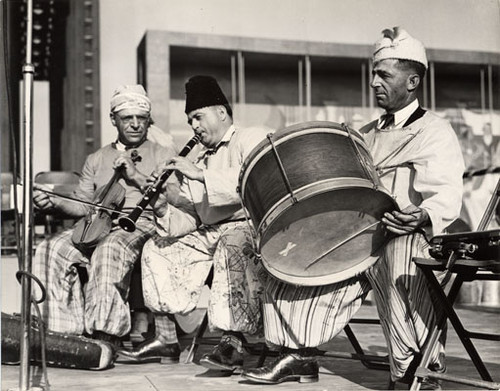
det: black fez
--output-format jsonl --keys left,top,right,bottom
{"left": 184, "top": 75, "right": 230, "bottom": 114}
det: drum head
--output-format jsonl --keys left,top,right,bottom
{"left": 259, "top": 186, "right": 396, "bottom": 286}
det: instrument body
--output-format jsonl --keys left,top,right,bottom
{"left": 119, "top": 134, "right": 201, "bottom": 232}
{"left": 429, "top": 229, "right": 500, "bottom": 261}
{"left": 1, "top": 312, "right": 114, "bottom": 370}
{"left": 71, "top": 151, "right": 140, "bottom": 254}
{"left": 239, "top": 121, "right": 397, "bottom": 286}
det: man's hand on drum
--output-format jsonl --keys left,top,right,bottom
{"left": 382, "top": 204, "right": 430, "bottom": 235}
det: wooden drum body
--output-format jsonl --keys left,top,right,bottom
{"left": 239, "top": 121, "right": 397, "bottom": 286}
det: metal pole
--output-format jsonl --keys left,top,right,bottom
{"left": 19, "top": 0, "right": 35, "bottom": 389}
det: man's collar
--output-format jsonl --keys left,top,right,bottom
{"left": 219, "top": 124, "right": 236, "bottom": 145}
{"left": 113, "top": 138, "right": 146, "bottom": 151}
{"left": 392, "top": 99, "right": 419, "bottom": 128}
{"left": 203, "top": 125, "right": 235, "bottom": 155}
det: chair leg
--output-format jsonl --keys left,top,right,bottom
{"left": 320, "top": 321, "right": 389, "bottom": 371}
{"left": 184, "top": 312, "right": 209, "bottom": 364}
{"left": 344, "top": 324, "right": 389, "bottom": 370}
{"left": 411, "top": 265, "right": 498, "bottom": 389}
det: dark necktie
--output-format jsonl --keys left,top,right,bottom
{"left": 204, "top": 143, "right": 224, "bottom": 156}
{"left": 380, "top": 113, "right": 394, "bottom": 129}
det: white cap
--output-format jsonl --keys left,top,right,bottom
{"left": 110, "top": 84, "right": 151, "bottom": 113}
{"left": 373, "top": 27, "right": 428, "bottom": 70}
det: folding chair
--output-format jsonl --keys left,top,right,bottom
{"left": 1, "top": 172, "right": 18, "bottom": 254}
{"left": 34, "top": 171, "right": 80, "bottom": 236}
{"left": 1, "top": 172, "right": 14, "bottom": 212}
{"left": 319, "top": 317, "right": 390, "bottom": 371}
{"left": 410, "top": 178, "right": 500, "bottom": 391}
{"left": 411, "top": 255, "right": 500, "bottom": 390}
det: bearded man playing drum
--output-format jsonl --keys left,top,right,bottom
{"left": 117, "top": 76, "right": 272, "bottom": 370}
{"left": 242, "top": 27, "right": 465, "bottom": 389}
{"left": 32, "top": 85, "right": 177, "bottom": 348}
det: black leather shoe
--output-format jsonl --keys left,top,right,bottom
{"left": 116, "top": 337, "right": 180, "bottom": 364}
{"left": 199, "top": 334, "right": 244, "bottom": 372}
{"left": 241, "top": 353, "right": 319, "bottom": 384}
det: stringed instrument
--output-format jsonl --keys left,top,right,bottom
{"left": 71, "top": 150, "right": 141, "bottom": 254}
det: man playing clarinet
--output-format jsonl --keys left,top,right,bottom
{"left": 117, "top": 75, "right": 272, "bottom": 372}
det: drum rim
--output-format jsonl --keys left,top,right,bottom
{"left": 255, "top": 179, "right": 395, "bottom": 286}
{"left": 260, "top": 251, "right": 381, "bottom": 286}
{"left": 255, "top": 177, "right": 395, "bottom": 237}
{"left": 238, "top": 121, "right": 369, "bottom": 193}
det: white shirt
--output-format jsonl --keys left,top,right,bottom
{"left": 362, "top": 106, "right": 465, "bottom": 236}
{"left": 377, "top": 99, "right": 420, "bottom": 130}
{"left": 155, "top": 124, "right": 272, "bottom": 237}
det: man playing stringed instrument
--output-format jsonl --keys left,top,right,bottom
{"left": 32, "top": 85, "right": 177, "bottom": 347}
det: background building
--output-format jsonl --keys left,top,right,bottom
{"left": 1, "top": 0, "right": 500, "bottom": 299}
{"left": 3, "top": 0, "right": 500, "bottom": 170}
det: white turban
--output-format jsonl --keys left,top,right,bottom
{"left": 373, "top": 27, "right": 428, "bottom": 70}
{"left": 110, "top": 84, "right": 151, "bottom": 113}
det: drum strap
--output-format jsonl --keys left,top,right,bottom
{"left": 375, "top": 128, "right": 424, "bottom": 176}
{"left": 403, "top": 106, "right": 426, "bottom": 127}
{"left": 342, "top": 123, "right": 378, "bottom": 188}
{"left": 374, "top": 106, "right": 426, "bottom": 174}
{"left": 377, "top": 162, "right": 413, "bottom": 177}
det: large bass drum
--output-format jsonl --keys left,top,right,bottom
{"left": 239, "top": 121, "right": 397, "bottom": 286}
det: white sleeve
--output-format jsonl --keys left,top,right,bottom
{"left": 413, "top": 123, "right": 465, "bottom": 235}
{"left": 154, "top": 176, "right": 200, "bottom": 237}
{"left": 203, "top": 126, "right": 272, "bottom": 207}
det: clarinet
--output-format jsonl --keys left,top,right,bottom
{"left": 118, "top": 134, "right": 201, "bottom": 232}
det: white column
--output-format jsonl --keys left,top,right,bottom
{"left": 305, "top": 55, "right": 311, "bottom": 121}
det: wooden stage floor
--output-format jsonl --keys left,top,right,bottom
{"left": 2, "top": 304, "right": 499, "bottom": 391}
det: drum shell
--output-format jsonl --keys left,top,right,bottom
{"left": 239, "top": 121, "right": 397, "bottom": 286}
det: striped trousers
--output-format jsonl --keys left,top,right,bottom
{"left": 142, "top": 221, "right": 264, "bottom": 339}
{"left": 263, "top": 233, "right": 445, "bottom": 381}
{"left": 32, "top": 219, "right": 156, "bottom": 337}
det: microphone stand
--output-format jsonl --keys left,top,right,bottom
{"left": 18, "top": 0, "right": 35, "bottom": 389}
